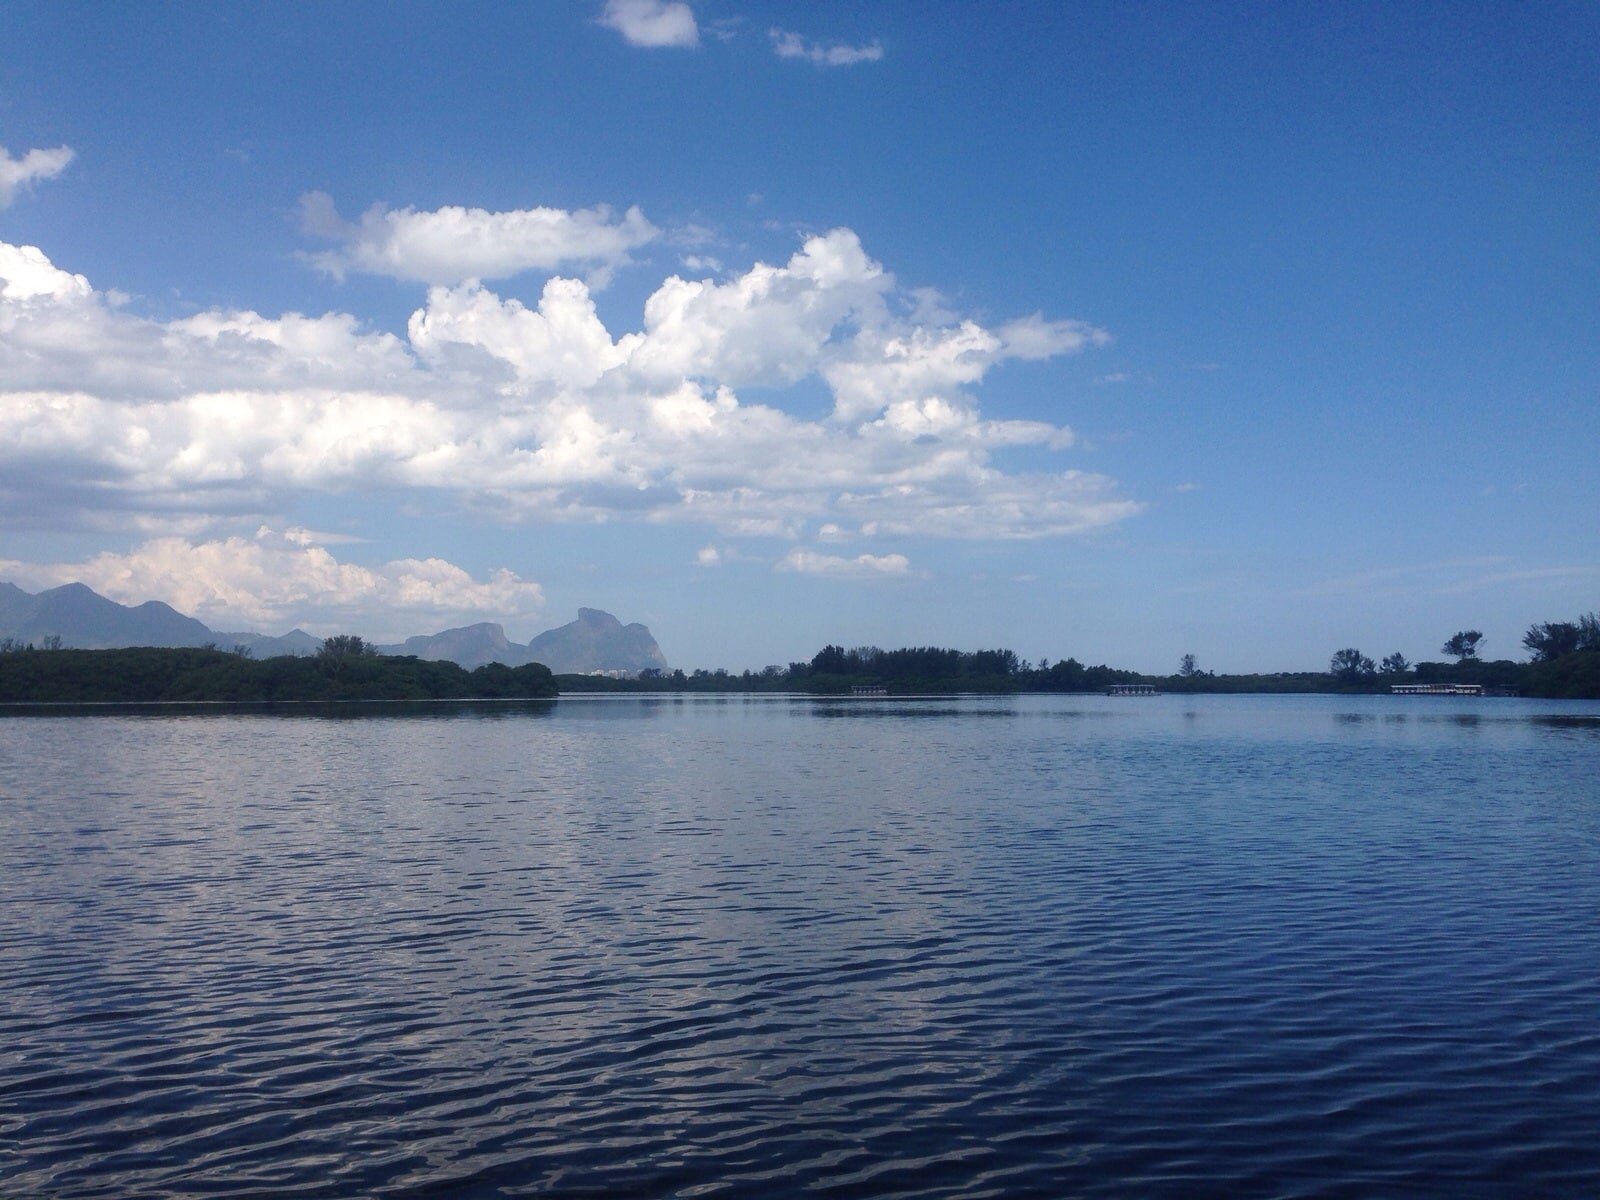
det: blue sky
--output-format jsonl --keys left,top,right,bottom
{"left": 1, "top": 1, "right": 1595, "bottom": 671}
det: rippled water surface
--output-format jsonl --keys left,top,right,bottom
{"left": 3, "top": 693, "right": 1600, "bottom": 1198}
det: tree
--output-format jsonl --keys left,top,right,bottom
{"left": 317, "top": 634, "right": 374, "bottom": 675}
{"left": 1523, "top": 613, "right": 1600, "bottom": 661}
{"left": 1441, "top": 630, "right": 1483, "bottom": 661}
{"left": 811, "top": 644, "right": 849, "bottom": 675}
{"left": 1523, "top": 621, "right": 1581, "bottom": 663}
{"left": 1380, "top": 653, "right": 1410, "bottom": 676}
{"left": 1581, "top": 612, "right": 1600, "bottom": 652}
{"left": 1329, "top": 648, "right": 1376, "bottom": 682}
{"left": 1179, "top": 653, "right": 1199, "bottom": 677}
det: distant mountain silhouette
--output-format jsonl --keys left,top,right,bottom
{"left": 0, "top": 582, "right": 215, "bottom": 649}
{"left": 0, "top": 581, "right": 667, "bottom": 674}
{"left": 378, "top": 611, "right": 669, "bottom": 674}
{"left": 221, "top": 629, "right": 321, "bottom": 658}
{"left": 0, "top": 582, "right": 34, "bottom": 629}
{"left": 0, "top": 582, "right": 339, "bottom": 657}
{"left": 525, "top": 608, "right": 669, "bottom": 675}
{"left": 376, "top": 623, "right": 534, "bottom": 670}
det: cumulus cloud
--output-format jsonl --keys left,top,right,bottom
{"left": 0, "top": 225, "right": 1137, "bottom": 544}
{"left": 299, "top": 193, "right": 659, "bottom": 285}
{"left": 776, "top": 549, "right": 911, "bottom": 579}
{"left": 0, "top": 527, "right": 543, "bottom": 639}
{"left": 0, "top": 145, "right": 74, "bottom": 208}
{"left": 601, "top": 0, "right": 698, "bottom": 48}
{"left": 770, "top": 29, "right": 883, "bottom": 67}
{"left": 0, "top": 241, "right": 92, "bottom": 301}
{"left": 629, "top": 228, "right": 890, "bottom": 387}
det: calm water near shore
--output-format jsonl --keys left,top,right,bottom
{"left": 3, "top": 693, "right": 1599, "bottom": 1198}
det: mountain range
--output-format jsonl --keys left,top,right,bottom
{"left": 0, "top": 582, "right": 667, "bottom": 675}
{"left": 376, "top": 609, "right": 668, "bottom": 675}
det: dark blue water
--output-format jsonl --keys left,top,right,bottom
{"left": 3, "top": 694, "right": 1599, "bottom": 1198}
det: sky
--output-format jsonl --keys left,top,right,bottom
{"left": 0, "top": 0, "right": 1595, "bottom": 672}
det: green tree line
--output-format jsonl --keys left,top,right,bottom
{"left": 0, "top": 642, "right": 558, "bottom": 703}
{"left": 559, "top": 643, "right": 1139, "bottom": 695}
{"left": 7, "top": 611, "right": 1597, "bottom": 702}
{"left": 1161, "top": 612, "right": 1599, "bottom": 698}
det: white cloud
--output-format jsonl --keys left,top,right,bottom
{"left": 776, "top": 549, "right": 911, "bottom": 579}
{"left": 837, "top": 470, "right": 1139, "bottom": 539}
{"left": 601, "top": 0, "right": 698, "bottom": 48}
{"left": 997, "top": 313, "right": 1110, "bottom": 360}
{"left": 825, "top": 321, "right": 997, "bottom": 424}
{"left": 906, "top": 286, "right": 956, "bottom": 325}
{"left": 299, "top": 193, "right": 659, "bottom": 285}
{"left": 1294, "top": 556, "right": 1600, "bottom": 602}
{"left": 770, "top": 29, "right": 883, "bottom": 67}
{"left": 630, "top": 228, "right": 890, "bottom": 388}
{"left": 0, "top": 527, "right": 543, "bottom": 639}
{"left": 0, "top": 226, "right": 1138, "bottom": 543}
{"left": 408, "top": 276, "right": 627, "bottom": 388}
{"left": 0, "top": 145, "right": 74, "bottom": 208}
{"left": 695, "top": 544, "right": 721, "bottom": 566}
{"left": 282, "top": 526, "right": 368, "bottom": 545}
{"left": 0, "top": 241, "right": 92, "bottom": 301}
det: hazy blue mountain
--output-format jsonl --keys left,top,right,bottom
{"left": 221, "top": 629, "right": 322, "bottom": 658}
{"left": 0, "top": 582, "right": 216, "bottom": 649}
{"left": 374, "top": 612, "right": 667, "bottom": 673}
{"left": 0, "top": 580, "right": 311, "bottom": 656}
{"left": 1, "top": 581, "right": 668, "bottom": 674}
{"left": 524, "top": 608, "right": 669, "bottom": 675}
{"left": 0, "top": 582, "right": 34, "bottom": 629}
{"left": 376, "top": 623, "right": 533, "bottom": 670}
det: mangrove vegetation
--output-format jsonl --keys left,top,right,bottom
{"left": 4, "top": 610, "right": 1598, "bottom": 702}
{"left": 0, "top": 641, "right": 558, "bottom": 703}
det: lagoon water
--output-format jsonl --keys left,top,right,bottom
{"left": 3, "top": 693, "right": 1599, "bottom": 1198}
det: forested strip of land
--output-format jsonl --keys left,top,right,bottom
{"left": 0, "top": 646, "right": 558, "bottom": 703}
